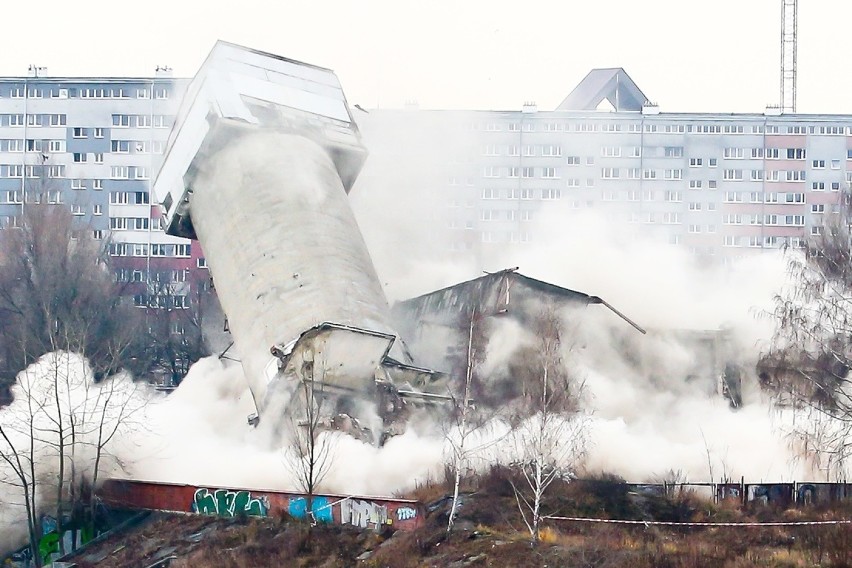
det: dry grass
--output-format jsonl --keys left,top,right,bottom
{"left": 67, "top": 470, "right": 852, "bottom": 567}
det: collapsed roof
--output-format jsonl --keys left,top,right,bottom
{"left": 393, "top": 268, "right": 644, "bottom": 374}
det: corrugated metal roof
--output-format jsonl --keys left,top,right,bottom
{"left": 556, "top": 68, "right": 648, "bottom": 112}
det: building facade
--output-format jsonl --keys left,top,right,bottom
{"left": 2, "top": 66, "right": 851, "bottom": 303}
{"left": 0, "top": 69, "right": 208, "bottom": 310}
{"left": 353, "top": 69, "right": 852, "bottom": 264}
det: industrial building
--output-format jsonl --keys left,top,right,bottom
{"left": 353, "top": 68, "right": 852, "bottom": 264}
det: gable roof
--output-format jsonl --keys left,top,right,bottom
{"left": 396, "top": 268, "right": 646, "bottom": 334}
{"left": 557, "top": 68, "right": 649, "bottom": 112}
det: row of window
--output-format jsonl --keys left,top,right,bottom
{"left": 0, "top": 140, "right": 164, "bottom": 156}
{"left": 478, "top": 146, "right": 851, "bottom": 164}
{"left": 464, "top": 217, "right": 817, "bottom": 243}
{"left": 109, "top": 217, "right": 150, "bottom": 231}
{"left": 722, "top": 210, "right": 828, "bottom": 225}
{"left": 2, "top": 190, "right": 62, "bottom": 204}
{"left": 468, "top": 165, "right": 843, "bottom": 182}
{"left": 5, "top": 197, "right": 153, "bottom": 217}
{"left": 480, "top": 166, "right": 562, "bottom": 179}
{"left": 0, "top": 141, "right": 162, "bottom": 159}
{"left": 0, "top": 114, "right": 68, "bottom": 127}
{"left": 109, "top": 242, "right": 191, "bottom": 257}
{"left": 4, "top": 86, "right": 170, "bottom": 100}
{"left": 108, "top": 165, "right": 148, "bottom": 179}
{"left": 477, "top": 209, "right": 534, "bottom": 222}
{"left": 474, "top": 188, "right": 708, "bottom": 203}
{"left": 111, "top": 114, "right": 170, "bottom": 128}
{"left": 116, "top": 268, "right": 190, "bottom": 284}
{"left": 2, "top": 186, "right": 154, "bottom": 204}
{"left": 464, "top": 185, "right": 842, "bottom": 205}
{"left": 0, "top": 163, "right": 149, "bottom": 180}
{"left": 723, "top": 191, "right": 808, "bottom": 203}
{"left": 470, "top": 121, "right": 852, "bottom": 135}
{"left": 0, "top": 114, "right": 171, "bottom": 130}
{"left": 478, "top": 231, "right": 532, "bottom": 244}
{"left": 0, "top": 164, "right": 65, "bottom": 178}
{"left": 474, "top": 188, "right": 563, "bottom": 201}
{"left": 109, "top": 190, "right": 150, "bottom": 204}
{"left": 131, "top": 294, "right": 189, "bottom": 309}
{"left": 721, "top": 235, "right": 811, "bottom": 248}
{"left": 108, "top": 215, "right": 163, "bottom": 231}
{"left": 0, "top": 138, "right": 70, "bottom": 152}
{"left": 70, "top": 204, "right": 102, "bottom": 216}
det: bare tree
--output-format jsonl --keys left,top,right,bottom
{"left": 285, "top": 348, "right": 337, "bottom": 524}
{"left": 761, "top": 187, "right": 852, "bottom": 478}
{"left": 445, "top": 306, "right": 509, "bottom": 533}
{"left": 0, "top": 204, "right": 144, "bottom": 385}
{"left": 0, "top": 350, "right": 144, "bottom": 562}
{"left": 0, "top": 203, "right": 148, "bottom": 560}
{"left": 509, "top": 309, "right": 586, "bottom": 544}
{"left": 136, "top": 270, "right": 210, "bottom": 387}
{"left": 446, "top": 308, "right": 478, "bottom": 533}
{"left": 0, "top": 362, "right": 43, "bottom": 564}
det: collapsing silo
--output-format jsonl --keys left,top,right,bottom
{"left": 153, "top": 41, "right": 445, "bottom": 430}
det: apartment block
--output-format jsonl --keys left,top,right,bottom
{"left": 0, "top": 69, "right": 206, "bottom": 309}
{"left": 354, "top": 69, "right": 852, "bottom": 263}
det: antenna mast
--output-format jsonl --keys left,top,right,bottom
{"left": 780, "top": 0, "right": 798, "bottom": 113}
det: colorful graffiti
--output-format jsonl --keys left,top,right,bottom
{"left": 98, "top": 480, "right": 426, "bottom": 532}
{"left": 193, "top": 488, "right": 269, "bottom": 517}
{"left": 39, "top": 533, "right": 60, "bottom": 565}
{"left": 36, "top": 515, "right": 93, "bottom": 565}
{"left": 288, "top": 496, "right": 333, "bottom": 523}
{"left": 341, "top": 499, "right": 390, "bottom": 528}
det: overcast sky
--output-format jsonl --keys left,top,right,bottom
{"left": 3, "top": 0, "right": 850, "bottom": 114}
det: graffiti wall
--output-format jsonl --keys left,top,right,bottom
{"left": 193, "top": 488, "right": 269, "bottom": 517}
{"left": 341, "top": 499, "right": 390, "bottom": 528}
{"left": 288, "top": 496, "right": 333, "bottom": 523}
{"left": 97, "top": 480, "right": 424, "bottom": 531}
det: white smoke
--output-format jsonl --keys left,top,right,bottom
{"left": 0, "top": 140, "right": 827, "bottom": 555}
{"left": 0, "top": 352, "right": 145, "bottom": 553}
{"left": 110, "top": 208, "right": 818, "bottom": 495}
{"left": 354, "top": 192, "right": 813, "bottom": 484}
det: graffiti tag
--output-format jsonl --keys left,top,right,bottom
{"left": 193, "top": 488, "right": 269, "bottom": 517}
{"left": 341, "top": 499, "right": 390, "bottom": 528}
{"left": 288, "top": 496, "right": 333, "bottom": 523}
{"left": 396, "top": 507, "right": 417, "bottom": 521}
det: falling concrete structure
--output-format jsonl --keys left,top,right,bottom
{"left": 153, "top": 41, "right": 444, "bottom": 427}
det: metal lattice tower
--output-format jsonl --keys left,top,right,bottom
{"left": 780, "top": 0, "right": 798, "bottom": 113}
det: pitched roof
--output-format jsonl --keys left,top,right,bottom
{"left": 557, "top": 68, "right": 649, "bottom": 112}
{"left": 397, "top": 268, "right": 646, "bottom": 334}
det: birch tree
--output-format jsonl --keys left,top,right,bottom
{"left": 446, "top": 308, "right": 478, "bottom": 533}
{"left": 509, "top": 310, "right": 586, "bottom": 544}
{"left": 445, "top": 306, "right": 509, "bottom": 533}
{"left": 761, "top": 187, "right": 852, "bottom": 476}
